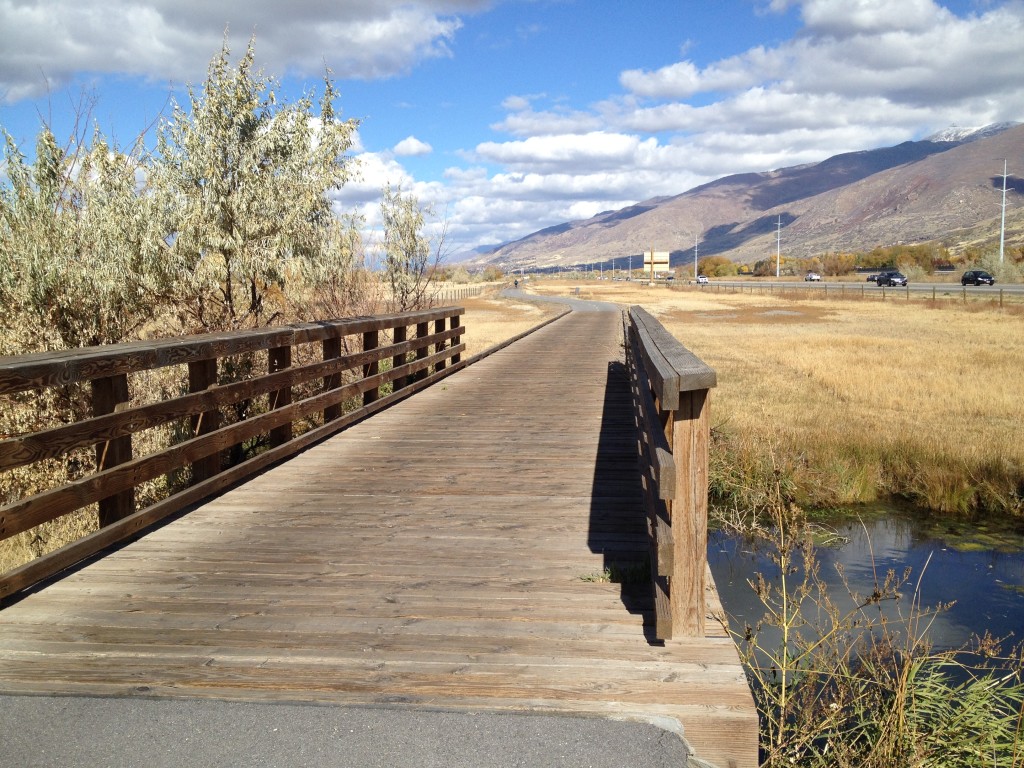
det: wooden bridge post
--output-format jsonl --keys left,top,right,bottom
{"left": 363, "top": 330, "right": 379, "bottom": 405}
{"left": 670, "top": 388, "right": 710, "bottom": 637}
{"left": 268, "top": 345, "right": 293, "bottom": 447}
{"left": 92, "top": 373, "right": 135, "bottom": 527}
{"left": 450, "top": 314, "right": 462, "bottom": 365}
{"left": 188, "top": 359, "right": 221, "bottom": 484}
{"left": 415, "top": 322, "right": 429, "bottom": 382}
{"left": 392, "top": 325, "right": 408, "bottom": 392}
{"left": 434, "top": 318, "right": 447, "bottom": 372}
{"left": 323, "top": 337, "right": 342, "bottom": 423}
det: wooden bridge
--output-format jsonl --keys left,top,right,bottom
{"left": 0, "top": 306, "right": 757, "bottom": 768}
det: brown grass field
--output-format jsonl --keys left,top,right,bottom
{"left": 456, "top": 291, "right": 564, "bottom": 357}
{"left": 527, "top": 279, "right": 1024, "bottom": 517}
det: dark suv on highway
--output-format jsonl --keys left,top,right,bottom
{"left": 876, "top": 270, "right": 908, "bottom": 287}
{"left": 961, "top": 270, "right": 995, "bottom": 286}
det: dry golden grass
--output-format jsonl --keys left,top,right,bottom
{"left": 458, "top": 293, "right": 564, "bottom": 357}
{"left": 528, "top": 279, "right": 1024, "bottom": 515}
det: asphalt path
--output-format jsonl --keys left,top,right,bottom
{"left": 0, "top": 695, "right": 696, "bottom": 768}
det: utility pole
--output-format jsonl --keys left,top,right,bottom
{"left": 776, "top": 216, "right": 782, "bottom": 278}
{"left": 999, "top": 159, "right": 1009, "bottom": 263}
{"left": 694, "top": 231, "right": 699, "bottom": 280}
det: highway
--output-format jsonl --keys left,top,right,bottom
{"left": 684, "top": 278, "right": 1024, "bottom": 298}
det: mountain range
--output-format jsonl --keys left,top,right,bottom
{"left": 468, "top": 123, "right": 1024, "bottom": 271}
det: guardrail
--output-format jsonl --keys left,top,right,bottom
{"left": 676, "top": 280, "right": 1019, "bottom": 306}
{"left": 0, "top": 307, "right": 464, "bottom": 598}
{"left": 625, "top": 306, "right": 717, "bottom": 639}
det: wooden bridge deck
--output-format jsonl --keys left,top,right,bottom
{"left": 0, "top": 311, "right": 757, "bottom": 768}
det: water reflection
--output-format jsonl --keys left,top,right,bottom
{"left": 708, "top": 511, "right": 1024, "bottom": 651}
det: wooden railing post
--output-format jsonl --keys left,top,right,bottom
{"left": 363, "top": 330, "right": 379, "bottom": 405}
{"left": 434, "top": 318, "right": 447, "bottom": 372}
{"left": 92, "top": 374, "right": 134, "bottom": 527}
{"left": 323, "top": 336, "right": 342, "bottom": 423}
{"left": 450, "top": 314, "right": 462, "bottom": 365}
{"left": 392, "top": 325, "right": 408, "bottom": 392}
{"left": 268, "top": 345, "right": 292, "bottom": 447}
{"left": 188, "top": 359, "right": 221, "bottom": 484}
{"left": 671, "top": 388, "right": 710, "bottom": 637}
{"left": 415, "top": 322, "right": 429, "bottom": 382}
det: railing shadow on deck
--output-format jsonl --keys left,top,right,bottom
{"left": 587, "top": 358, "right": 661, "bottom": 645}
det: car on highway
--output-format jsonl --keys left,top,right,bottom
{"left": 696, "top": 275, "right": 709, "bottom": 285}
{"left": 805, "top": 272, "right": 822, "bottom": 281}
{"left": 866, "top": 273, "right": 878, "bottom": 282}
{"left": 961, "top": 270, "right": 995, "bottom": 286}
{"left": 876, "top": 270, "right": 908, "bottom": 287}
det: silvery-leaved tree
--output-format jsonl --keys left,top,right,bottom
{"left": 0, "top": 126, "right": 158, "bottom": 354}
{"left": 151, "top": 36, "right": 359, "bottom": 333}
{"left": 379, "top": 182, "right": 441, "bottom": 313}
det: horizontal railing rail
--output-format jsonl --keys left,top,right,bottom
{"left": 0, "top": 307, "right": 464, "bottom": 598}
{"left": 625, "top": 305, "right": 717, "bottom": 639}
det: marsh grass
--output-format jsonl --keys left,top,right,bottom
{"left": 530, "top": 279, "right": 1024, "bottom": 518}
{"left": 728, "top": 478, "right": 1024, "bottom": 768}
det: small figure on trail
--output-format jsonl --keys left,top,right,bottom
{"left": 514, "top": 279, "right": 519, "bottom": 289}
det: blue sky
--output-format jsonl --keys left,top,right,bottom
{"left": 2, "top": 0, "right": 1022, "bottom": 255}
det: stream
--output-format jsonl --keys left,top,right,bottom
{"left": 708, "top": 509, "right": 1024, "bottom": 652}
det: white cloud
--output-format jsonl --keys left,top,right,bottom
{"left": 491, "top": 106, "right": 603, "bottom": 137}
{"left": 440, "top": 0, "right": 1024, "bottom": 251}
{"left": 500, "top": 95, "right": 533, "bottom": 111}
{"left": 393, "top": 136, "right": 432, "bottom": 156}
{"left": 474, "top": 132, "right": 663, "bottom": 174}
{"left": 5, "top": 0, "right": 1023, "bottom": 257}
{"left": 0, "top": 0, "right": 485, "bottom": 102}
{"left": 798, "top": 0, "right": 947, "bottom": 37}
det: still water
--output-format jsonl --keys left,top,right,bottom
{"left": 708, "top": 511, "right": 1024, "bottom": 651}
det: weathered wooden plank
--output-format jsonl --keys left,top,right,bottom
{"left": 629, "top": 325, "right": 676, "bottom": 498}
{"left": 0, "top": 326, "right": 463, "bottom": 473}
{"left": 0, "top": 308, "right": 464, "bottom": 394}
{"left": 629, "top": 306, "right": 717, "bottom": 400}
{"left": 670, "top": 388, "right": 711, "bottom": 638}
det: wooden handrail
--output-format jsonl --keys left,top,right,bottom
{"left": 625, "top": 306, "right": 716, "bottom": 639}
{"left": 0, "top": 307, "right": 465, "bottom": 599}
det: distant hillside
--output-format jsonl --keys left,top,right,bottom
{"left": 471, "top": 123, "right": 1023, "bottom": 271}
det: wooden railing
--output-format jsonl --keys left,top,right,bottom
{"left": 0, "top": 307, "right": 464, "bottom": 599}
{"left": 625, "top": 306, "right": 717, "bottom": 639}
